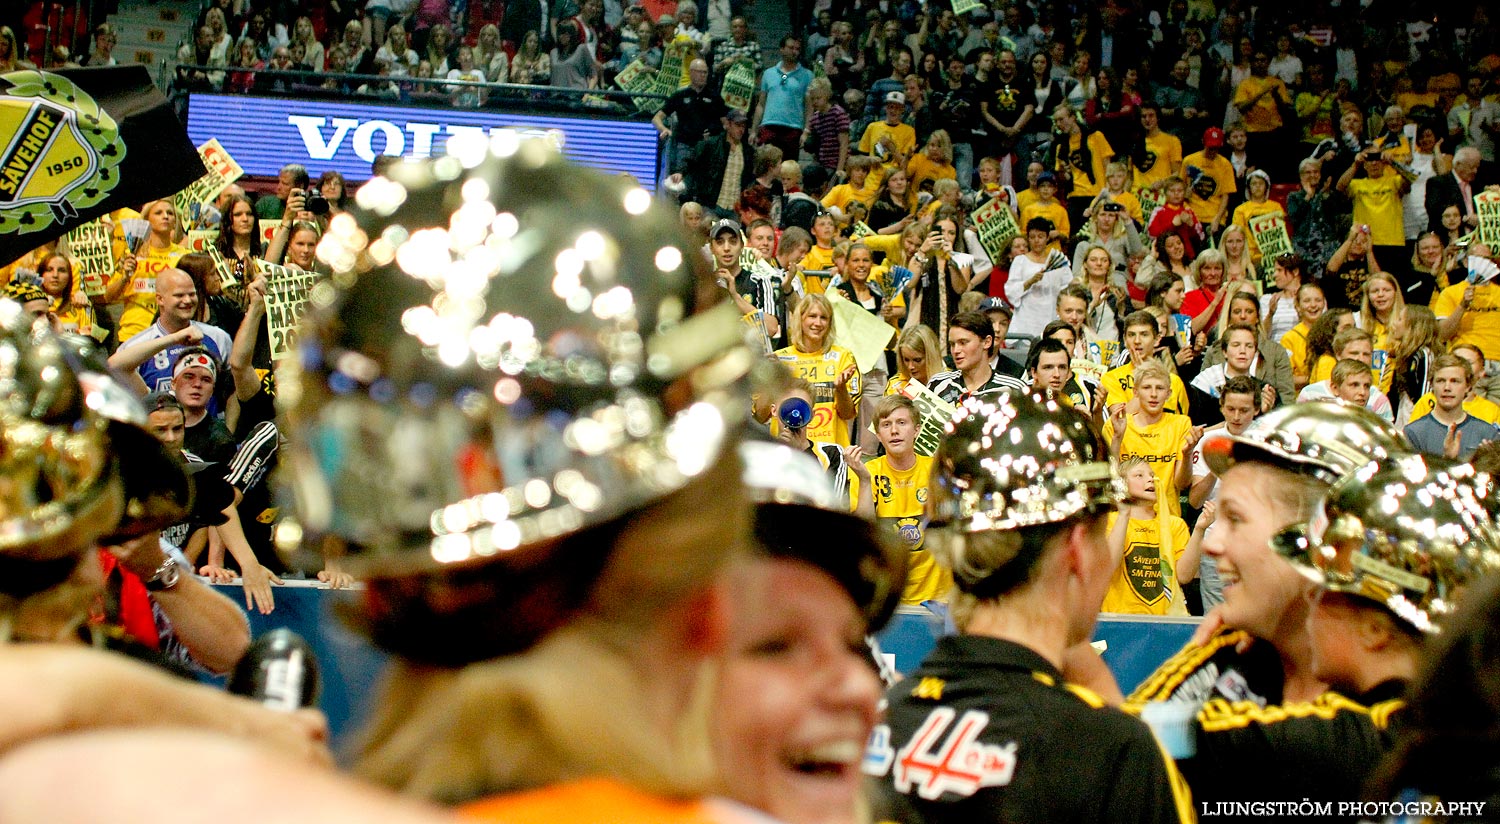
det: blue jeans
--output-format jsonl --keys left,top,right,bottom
{"left": 953, "top": 143, "right": 975, "bottom": 192}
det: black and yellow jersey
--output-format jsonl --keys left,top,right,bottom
{"left": 1127, "top": 628, "right": 1284, "bottom": 710}
{"left": 865, "top": 635, "right": 1194, "bottom": 824}
{"left": 1182, "top": 681, "right": 1405, "bottom": 823}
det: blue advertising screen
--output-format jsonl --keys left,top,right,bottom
{"left": 184, "top": 94, "right": 659, "bottom": 189}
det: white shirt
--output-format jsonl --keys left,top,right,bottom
{"left": 1004, "top": 250, "right": 1072, "bottom": 337}
{"left": 1297, "top": 380, "right": 1394, "bottom": 422}
{"left": 1260, "top": 292, "right": 1298, "bottom": 343}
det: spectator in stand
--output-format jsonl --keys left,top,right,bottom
{"left": 1321, "top": 222, "right": 1382, "bottom": 311}
{"left": 1407, "top": 343, "right": 1500, "bottom": 426}
{"left": 803, "top": 77, "right": 850, "bottom": 176}
{"left": 374, "top": 24, "right": 420, "bottom": 76}
{"left": 1287, "top": 158, "right": 1342, "bottom": 267}
{"left": 906, "top": 130, "right": 957, "bottom": 194}
{"left": 1082, "top": 67, "right": 1137, "bottom": 155}
{"left": 676, "top": 108, "right": 754, "bottom": 217}
{"left": 1436, "top": 244, "right": 1500, "bottom": 355}
{"left": 423, "top": 23, "right": 456, "bottom": 74}
{"left": 474, "top": 24, "right": 508, "bottom": 82}
{"left": 178, "top": 26, "right": 228, "bottom": 92}
{"left": 1103, "top": 456, "right": 1203, "bottom": 616}
{"left": 926, "top": 310, "right": 1027, "bottom": 404}
{"left": 867, "top": 168, "right": 916, "bottom": 234}
{"left": 753, "top": 36, "right": 814, "bottom": 163}
{"left": 1449, "top": 74, "right": 1499, "bottom": 162}
{"left": 775, "top": 293, "right": 859, "bottom": 448}
{"left": 1146, "top": 175, "right": 1206, "bottom": 257}
{"left": 905, "top": 214, "right": 973, "bottom": 345}
{"left": 886, "top": 324, "right": 943, "bottom": 397}
{"left": 980, "top": 50, "right": 1033, "bottom": 184}
{"left": 550, "top": 25, "right": 599, "bottom": 90}
{"left": 1104, "top": 359, "right": 1200, "bottom": 519}
{"left": 1261, "top": 253, "right": 1306, "bottom": 344}
{"left": 673, "top": 1, "right": 712, "bottom": 56}
{"left": 858, "top": 91, "right": 916, "bottom": 163}
{"left": 1005, "top": 217, "right": 1072, "bottom": 339}
{"left": 1154, "top": 59, "right": 1208, "bottom": 140}
{"left": 1186, "top": 374, "right": 1261, "bottom": 608}
{"left": 714, "top": 16, "right": 758, "bottom": 76}
{"left": 1071, "top": 240, "right": 1129, "bottom": 344}
{"left": 1403, "top": 354, "right": 1499, "bottom": 458}
{"left": 337, "top": 20, "right": 375, "bottom": 75}
{"left": 446, "top": 46, "right": 487, "bottom": 107}
{"left": 1182, "top": 248, "right": 1239, "bottom": 338}
{"left": 1236, "top": 47, "right": 1296, "bottom": 171}
{"left": 1230, "top": 170, "right": 1285, "bottom": 269}
{"left": 1337, "top": 148, "right": 1410, "bottom": 272}
{"left": 1134, "top": 103, "right": 1184, "bottom": 192}
{"left": 290, "top": 16, "right": 324, "bottom": 72}
{"left": 81, "top": 23, "right": 118, "bottom": 67}
{"left": 1135, "top": 231, "right": 1195, "bottom": 307}
{"left": 1426, "top": 146, "right": 1493, "bottom": 234}
{"left": 655, "top": 59, "right": 725, "bottom": 179}
{"left": 509, "top": 30, "right": 550, "bottom": 85}
{"left": 1051, "top": 103, "right": 1116, "bottom": 232}
{"left": 225, "top": 37, "right": 262, "bottom": 94}
{"left": 1406, "top": 231, "right": 1460, "bottom": 308}
{"left": 1294, "top": 64, "right": 1341, "bottom": 150}
{"left": 1020, "top": 51, "right": 1069, "bottom": 167}
{"left": 1182, "top": 127, "right": 1236, "bottom": 237}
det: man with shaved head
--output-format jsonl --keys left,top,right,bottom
{"left": 113, "top": 268, "right": 233, "bottom": 395}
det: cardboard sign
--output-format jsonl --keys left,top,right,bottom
{"left": 721, "top": 61, "right": 755, "bottom": 111}
{"left": 204, "top": 240, "right": 238, "bottom": 290}
{"left": 172, "top": 138, "right": 244, "bottom": 223}
{"left": 849, "top": 221, "right": 875, "bottom": 240}
{"left": 827, "top": 290, "right": 896, "bottom": 374}
{"left": 896, "top": 379, "right": 957, "bottom": 457}
{"left": 258, "top": 219, "right": 282, "bottom": 247}
{"left": 257, "top": 259, "right": 316, "bottom": 360}
{"left": 951, "top": 0, "right": 985, "bottom": 14}
{"left": 1477, "top": 190, "right": 1500, "bottom": 250}
{"left": 62, "top": 219, "right": 113, "bottom": 297}
{"left": 614, "top": 58, "right": 663, "bottom": 113}
{"left": 1247, "top": 209, "right": 1293, "bottom": 287}
{"left": 185, "top": 229, "right": 219, "bottom": 253}
{"left": 971, "top": 196, "right": 1021, "bottom": 265}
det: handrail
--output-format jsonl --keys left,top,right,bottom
{"left": 169, "top": 62, "right": 669, "bottom": 115}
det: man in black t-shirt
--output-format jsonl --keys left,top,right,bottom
{"left": 979, "top": 49, "right": 1032, "bottom": 157}
{"left": 654, "top": 58, "right": 726, "bottom": 183}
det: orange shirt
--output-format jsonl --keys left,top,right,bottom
{"left": 462, "top": 779, "right": 760, "bottom": 824}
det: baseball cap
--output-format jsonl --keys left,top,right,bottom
{"left": 709, "top": 217, "right": 742, "bottom": 239}
{"left": 1035, "top": 171, "right": 1058, "bottom": 187}
{"left": 725, "top": 108, "right": 749, "bottom": 124}
{"left": 979, "top": 297, "right": 1013, "bottom": 317}
{"left": 1203, "top": 127, "right": 1225, "bottom": 147}
{"left": 884, "top": 90, "right": 906, "bottom": 106}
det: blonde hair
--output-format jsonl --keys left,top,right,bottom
{"left": 356, "top": 454, "right": 748, "bottom": 803}
{"left": 895, "top": 324, "right": 943, "bottom": 383}
{"left": 1218, "top": 224, "right": 1254, "bottom": 275}
{"left": 1134, "top": 358, "right": 1171, "bottom": 389}
{"left": 788, "top": 292, "right": 836, "bottom": 354}
{"left": 924, "top": 129, "right": 954, "bottom": 164}
{"left": 1359, "top": 271, "right": 1407, "bottom": 333}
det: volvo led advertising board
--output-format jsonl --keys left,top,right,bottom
{"left": 185, "top": 94, "right": 659, "bottom": 188}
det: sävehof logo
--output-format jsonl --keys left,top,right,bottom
{"left": 0, "top": 70, "right": 124, "bottom": 235}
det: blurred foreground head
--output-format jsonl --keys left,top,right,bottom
{"left": 0, "top": 304, "right": 191, "bottom": 636}
{"left": 282, "top": 137, "right": 761, "bottom": 802}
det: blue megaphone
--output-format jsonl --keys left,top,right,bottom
{"left": 778, "top": 397, "right": 813, "bottom": 431}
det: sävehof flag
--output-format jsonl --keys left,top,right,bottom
{"left": 0, "top": 65, "right": 205, "bottom": 266}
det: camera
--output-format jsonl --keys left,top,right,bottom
{"left": 304, "top": 191, "right": 330, "bottom": 216}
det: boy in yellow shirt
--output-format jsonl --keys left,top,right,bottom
{"left": 1103, "top": 311, "right": 1191, "bottom": 415}
{"left": 1103, "top": 359, "right": 1202, "bottom": 517}
{"left": 1102, "top": 458, "right": 1211, "bottom": 615}
{"left": 852, "top": 395, "right": 949, "bottom": 604}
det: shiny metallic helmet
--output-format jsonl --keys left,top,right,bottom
{"left": 1273, "top": 454, "right": 1500, "bottom": 634}
{"left": 1203, "top": 401, "right": 1408, "bottom": 485}
{"left": 926, "top": 392, "right": 1121, "bottom": 594}
{"left": 740, "top": 440, "right": 906, "bottom": 631}
{"left": 0, "top": 307, "right": 191, "bottom": 588}
{"left": 280, "top": 136, "right": 755, "bottom": 664}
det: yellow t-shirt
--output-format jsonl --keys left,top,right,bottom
{"left": 1348, "top": 171, "right": 1405, "bottom": 247}
{"left": 1280, "top": 322, "right": 1311, "bottom": 378}
{"left": 1102, "top": 412, "right": 1193, "bottom": 516}
{"left": 905, "top": 153, "right": 957, "bottom": 195}
{"left": 1133, "top": 131, "right": 1183, "bottom": 190}
{"left": 1181, "top": 151, "right": 1236, "bottom": 225}
{"left": 1309, "top": 353, "right": 1335, "bottom": 384}
{"left": 1102, "top": 362, "right": 1190, "bottom": 416}
{"left": 1434, "top": 282, "right": 1500, "bottom": 359}
{"left": 858, "top": 120, "right": 917, "bottom": 159}
{"left": 862, "top": 453, "right": 949, "bottom": 605}
{"left": 1231, "top": 200, "right": 1285, "bottom": 263}
{"left": 1019, "top": 199, "right": 1070, "bottom": 240}
{"left": 1407, "top": 393, "right": 1500, "bottom": 425}
{"left": 117, "top": 242, "right": 190, "bottom": 341}
{"left": 1101, "top": 511, "right": 1191, "bottom": 615}
{"left": 1057, "top": 131, "right": 1115, "bottom": 199}
{"left": 1104, "top": 190, "right": 1144, "bottom": 225}
{"left": 774, "top": 344, "right": 859, "bottom": 446}
{"left": 51, "top": 299, "right": 94, "bottom": 338}
{"left": 797, "top": 245, "right": 836, "bottom": 293}
{"left": 1232, "top": 75, "right": 1290, "bottom": 132}
{"left": 822, "top": 181, "right": 879, "bottom": 213}
{"left": 1015, "top": 187, "right": 1039, "bottom": 214}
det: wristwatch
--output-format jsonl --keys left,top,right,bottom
{"left": 143, "top": 557, "right": 182, "bottom": 592}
